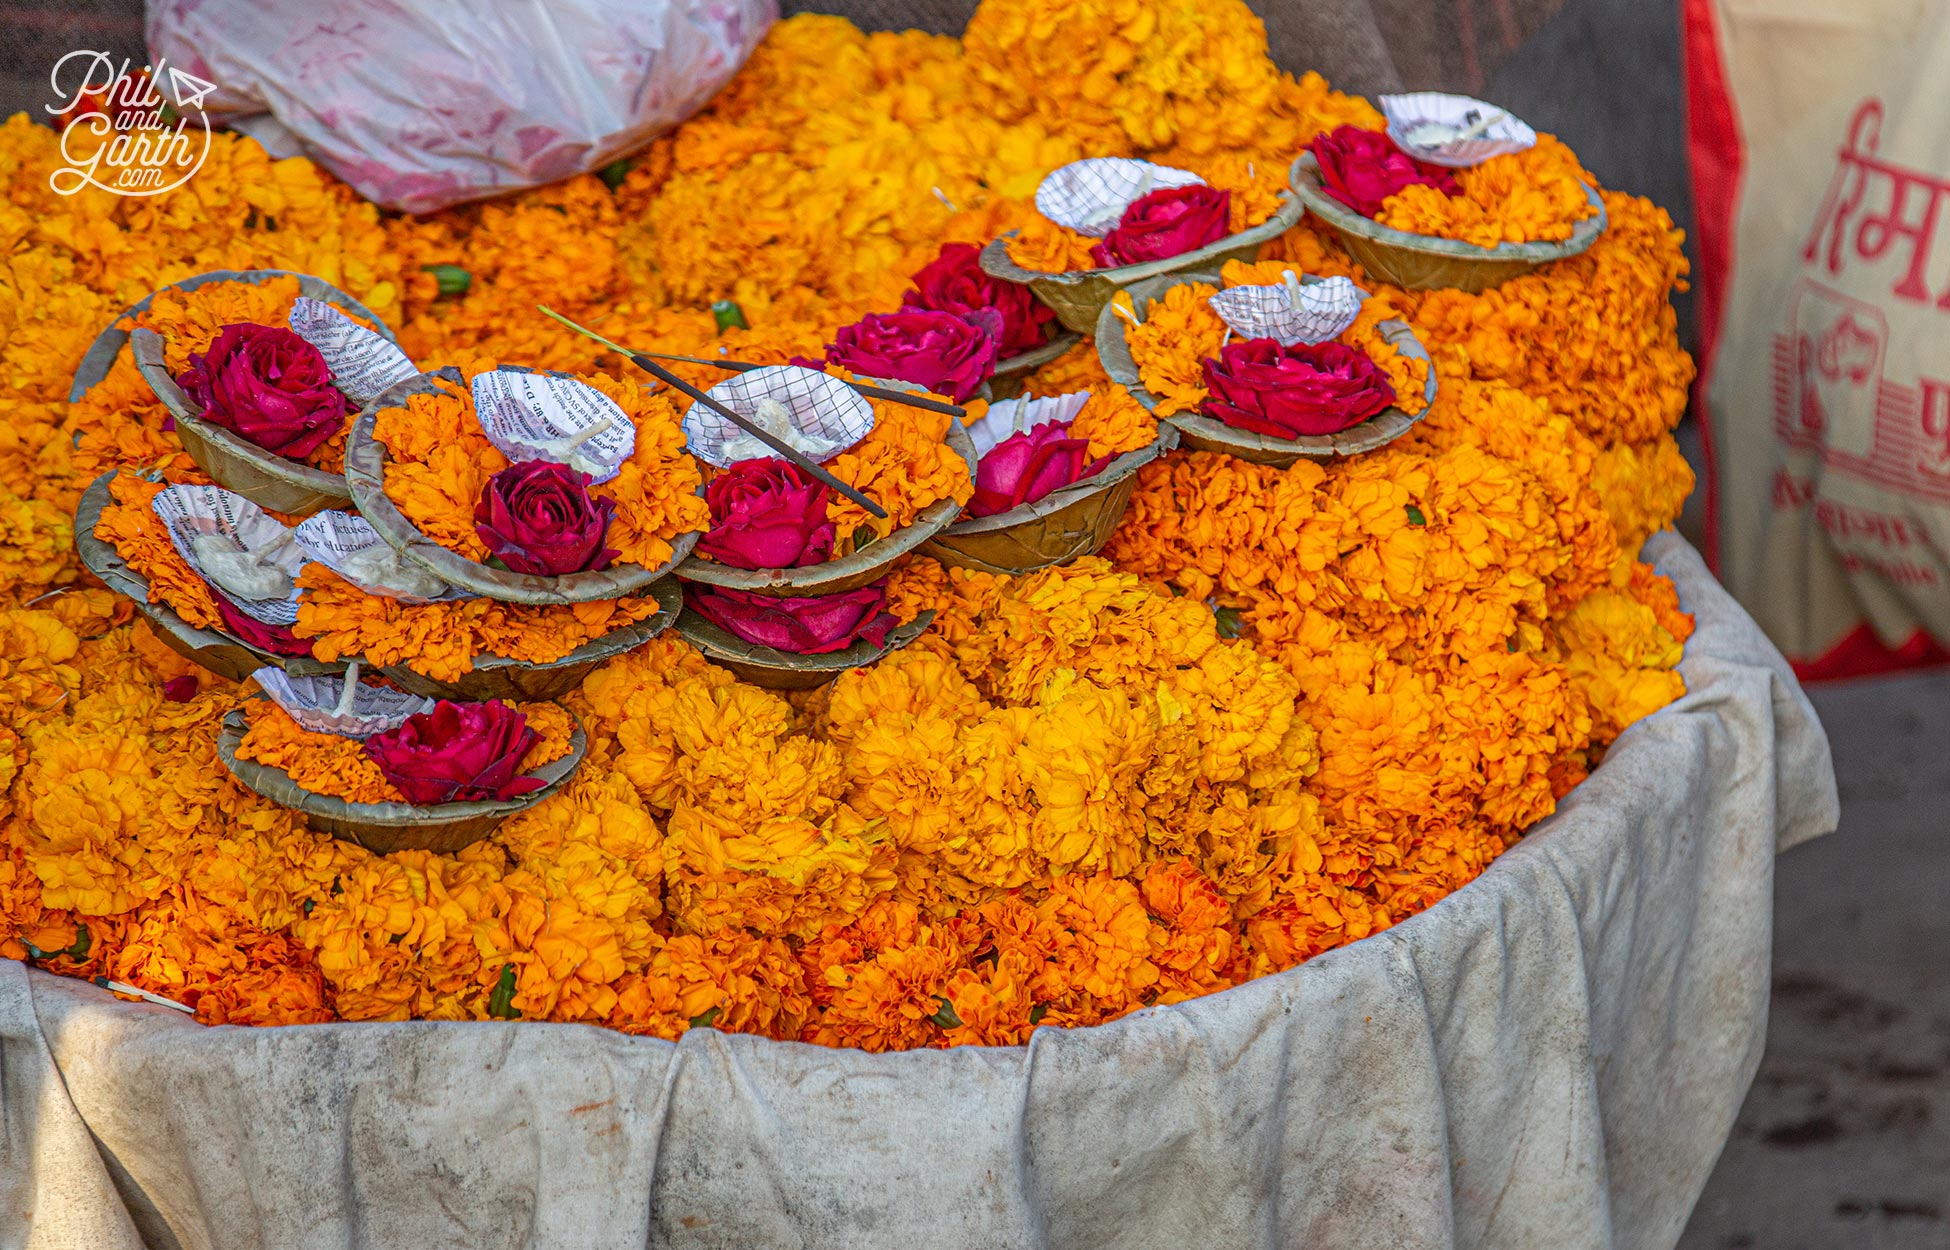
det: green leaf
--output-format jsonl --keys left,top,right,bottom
{"left": 302, "top": 898, "right": 315, "bottom": 917}
{"left": 1212, "top": 605, "right": 1247, "bottom": 639}
{"left": 688, "top": 1006, "right": 721, "bottom": 1030}
{"left": 712, "top": 299, "right": 749, "bottom": 333}
{"left": 930, "top": 996, "right": 963, "bottom": 1030}
{"left": 422, "top": 264, "right": 472, "bottom": 299}
{"left": 1507, "top": 636, "right": 1520, "bottom": 653}
{"left": 851, "top": 528, "right": 878, "bottom": 554}
{"left": 1028, "top": 1004, "right": 1047, "bottom": 1025}
{"left": 487, "top": 964, "right": 520, "bottom": 1019}
{"left": 23, "top": 924, "right": 89, "bottom": 962}
{"left": 1405, "top": 504, "right": 1427, "bottom": 527}
{"left": 598, "top": 158, "right": 634, "bottom": 190}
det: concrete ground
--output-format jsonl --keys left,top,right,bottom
{"left": 1676, "top": 669, "right": 1950, "bottom": 1250}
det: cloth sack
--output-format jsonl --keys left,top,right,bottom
{"left": 1688, "top": 0, "right": 1950, "bottom": 671}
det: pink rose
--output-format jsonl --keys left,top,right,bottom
{"left": 362, "top": 699, "right": 547, "bottom": 806}
{"left": 902, "top": 242, "right": 1057, "bottom": 358}
{"left": 687, "top": 582, "right": 900, "bottom": 655}
{"left": 698, "top": 459, "right": 836, "bottom": 570}
{"left": 474, "top": 460, "right": 618, "bottom": 577}
{"left": 968, "top": 422, "right": 1109, "bottom": 518}
{"left": 825, "top": 309, "right": 1001, "bottom": 403}
{"left": 162, "top": 675, "right": 199, "bottom": 702}
{"left": 1309, "top": 125, "right": 1460, "bottom": 218}
{"left": 214, "top": 593, "right": 313, "bottom": 658}
{"left": 1200, "top": 339, "right": 1396, "bottom": 438}
{"left": 1090, "top": 185, "right": 1233, "bottom": 268}
{"left": 177, "top": 323, "right": 352, "bottom": 459}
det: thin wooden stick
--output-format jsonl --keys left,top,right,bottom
{"left": 631, "top": 349, "right": 967, "bottom": 419}
{"left": 539, "top": 307, "right": 888, "bottom": 520}
{"left": 94, "top": 977, "right": 196, "bottom": 1014}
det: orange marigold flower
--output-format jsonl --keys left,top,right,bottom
{"left": 1377, "top": 135, "right": 1600, "bottom": 248}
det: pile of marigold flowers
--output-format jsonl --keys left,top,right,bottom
{"left": 0, "top": 0, "right": 1696, "bottom": 1048}
{"left": 1310, "top": 122, "right": 1601, "bottom": 247}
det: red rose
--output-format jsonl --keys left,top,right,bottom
{"left": 474, "top": 460, "right": 618, "bottom": 577}
{"left": 969, "top": 422, "right": 1109, "bottom": 518}
{"left": 902, "top": 242, "right": 1056, "bottom": 358}
{"left": 699, "top": 458, "right": 836, "bottom": 570}
{"left": 362, "top": 699, "right": 547, "bottom": 806}
{"left": 1200, "top": 339, "right": 1396, "bottom": 438}
{"left": 1309, "top": 125, "right": 1460, "bottom": 218}
{"left": 825, "top": 309, "right": 1000, "bottom": 403}
{"left": 177, "top": 323, "right": 352, "bottom": 459}
{"left": 687, "top": 582, "right": 899, "bottom": 655}
{"left": 162, "top": 675, "right": 199, "bottom": 702}
{"left": 1089, "top": 185, "right": 1232, "bottom": 268}
{"left": 214, "top": 593, "right": 313, "bottom": 658}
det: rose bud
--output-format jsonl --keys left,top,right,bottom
{"left": 1090, "top": 185, "right": 1232, "bottom": 268}
{"left": 362, "top": 699, "right": 547, "bottom": 806}
{"left": 968, "top": 422, "right": 1109, "bottom": 518}
{"left": 214, "top": 593, "right": 314, "bottom": 658}
{"left": 176, "top": 323, "right": 352, "bottom": 460}
{"left": 1309, "top": 124, "right": 1460, "bottom": 218}
{"left": 825, "top": 309, "right": 1001, "bottom": 403}
{"left": 473, "top": 460, "right": 619, "bottom": 577}
{"left": 1200, "top": 339, "right": 1396, "bottom": 439}
{"left": 698, "top": 458, "right": 837, "bottom": 570}
{"left": 687, "top": 582, "right": 900, "bottom": 656}
{"left": 901, "top": 242, "right": 1057, "bottom": 358}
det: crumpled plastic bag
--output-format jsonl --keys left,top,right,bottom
{"left": 145, "top": 0, "right": 777, "bottom": 213}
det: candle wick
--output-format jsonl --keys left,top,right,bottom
{"left": 560, "top": 416, "right": 614, "bottom": 451}
{"left": 336, "top": 660, "right": 361, "bottom": 719}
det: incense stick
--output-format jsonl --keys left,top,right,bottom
{"left": 538, "top": 307, "right": 888, "bottom": 520}
{"left": 94, "top": 977, "right": 196, "bottom": 1014}
{"left": 630, "top": 349, "right": 968, "bottom": 419}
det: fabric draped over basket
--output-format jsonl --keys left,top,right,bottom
{"left": 0, "top": 533, "right": 1836, "bottom": 1250}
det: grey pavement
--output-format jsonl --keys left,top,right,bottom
{"left": 1677, "top": 670, "right": 1950, "bottom": 1250}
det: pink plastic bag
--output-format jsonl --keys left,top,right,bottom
{"left": 146, "top": 0, "right": 777, "bottom": 212}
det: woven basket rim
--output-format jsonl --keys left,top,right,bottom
{"left": 216, "top": 702, "right": 588, "bottom": 827}
{"left": 130, "top": 327, "right": 354, "bottom": 502}
{"left": 344, "top": 368, "right": 701, "bottom": 606}
{"left": 1094, "top": 270, "right": 1437, "bottom": 459}
{"left": 940, "top": 421, "right": 1178, "bottom": 536}
{"left": 977, "top": 188, "right": 1306, "bottom": 290}
{"left": 992, "top": 330, "right": 1082, "bottom": 379}
{"left": 1286, "top": 153, "right": 1608, "bottom": 264}
{"left": 72, "top": 470, "right": 348, "bottom": 677}
{"left": 675, "top": 608, "right": 935, "bottom": 675}
{"left": 69, "top": 267, "right": 400, "bottom": 406}
{"left": 673, "top": 421, "right": 977, "bottom": 594}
